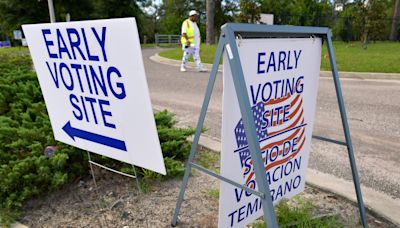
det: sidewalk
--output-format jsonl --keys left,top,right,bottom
{"left": 151, "top": 53, "right": 400, "bottom": 80}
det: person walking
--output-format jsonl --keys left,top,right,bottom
{"left": 180, "top": 10, "right": 205, "bottom": 72}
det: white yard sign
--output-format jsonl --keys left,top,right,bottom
{"left": 219, "top": 38, "right": 321, "bottom": 227}
{"left": 23, "top": 18, "right": 166, "bottom": 175}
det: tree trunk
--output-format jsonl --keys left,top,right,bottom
{"left": 390, "top": 0, "right": 400, "bottom": 41}
{"left": 206, "top": 0, "right": 215, "bottom": 45}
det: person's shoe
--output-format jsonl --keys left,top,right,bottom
{"left": 180, "top": 66, "right": 186, "bottom": 72}
{"left": 197, "top": 64, "right": 206, "bottom": 72}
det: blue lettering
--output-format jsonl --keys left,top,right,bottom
{"left": 83, "top": 65, "right": 93, "bottom": 94}
{"left": 46, "top": 61, "right": 59, "bottom": 88}
{"left": 99, "top": 99, "right": 116, "bottom": 129}
{"left": 287, "top": 50, "right": 293, "bottom": 69}
{"left": 295, "top": 76, "right": 304, "bottom": 93}
{"left": 234, "top": 188, "right": 244, "bottom": 203}
{"left": 59, "top": 62, "right": 74, "bottom": 90}
{"left": 245, "top": 180, "right": 256, "bottom": 196}
{"left": 275, "top": 106, "right": 282, "bottom": 123}
{"left": 257, "top": 52, "right": 265, "bottom": 74}
{"left": 70, "top": 94, "right": 83, "bottom": 120}
{"left": 42, "top": 29, "right": 58, "bottom": 58}
{"left": 293, "top": 175, "right": 301, "bottom": 189}
{"left": 283, "top": 104, "right": 290, "bottom": 123}
{"left": 276, "top": 185, "right": 283, "bottom": 199}
{"left": 267, "top": 51, "right": 276, "bottom": 73}
{"left": 273, "top": 80, "right": 281, "bottom": 98}
{"left": 284, "top": 160, "right": 293, "bottom": 176}
{"left": 70, "top": 64, "right": 85, "bottom": 92}
{"left": 250, "top": 84, "right": 261, "bottom": 106}
{"left": 262, "top": 112, "right": 269, "bottom": 131}
{"left": 285, "top": 77, "right": 295, "bottom": 96}
{"left": 107, "top": 66, "right": 126, "bottom": 99}
{"left": 237, "top": 205, "right": 246, "bottom": 223}
{"left": 90, "top": 65, "right": 108, "bottom": 96}
{"left": 294, "top": 155, "right": 301, "bottom": 170}
{"left": 228, "top": 210, "right": 237, "bottom": 227}
{"left": 294, "top": 50, "right": 302, "bottom": 68}
{"left": 284, "top": 179, "right": 292, "bottom": 192}
{"left": 282, "top": 140, "right": 291, "bottom": 157}
{"left": 292, "top": 137, "right": 299, "bottom": 153}
{"left": 278, "top": 51, "right": 286, "bottom": 71}
{"left": 80, "top": 95, "right": 89, "bottom": 122}
{"left": 243, "top": 156, "right": 252, "bottom": 176}
{"left": 66, "top": 28, "right": 87, "bottom": 60}
{"left": 261, "top": 82, "right": 272, "bottom": 103}
{"left": 272, "top": 165, "right": 280, "bottom": 182}
{"left": 81, "top": 28, "right": 99, "bottom": 61}
{"left": 92, "top": 27, "right": 108, "bottom": 62}
{"left": 85, "top": 97, "right": 98, "bottom": 124}
{"left": 269, "top": 146, "right": 279, "bottom": 162}
{"left": 56, "top": 29, "right": 72, "bottom": 59}
{"left": 266, "top": 171, "right": 271, "bottom": 185}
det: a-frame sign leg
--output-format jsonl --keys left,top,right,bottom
{"left": 326, "top": 32, "right": 368, "bottom": 228}
{"left": 223, "top": 26, "right": 279, "bottom": 228}
{"left": 171, "top": 36, "right": 226, "bottom": 226}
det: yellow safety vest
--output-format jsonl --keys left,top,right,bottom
{"left": 181, "top": 19, "right": 199, "bottom": 46}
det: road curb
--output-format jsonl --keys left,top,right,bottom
{"left": 11, "top": 222, "right": 28, "bottom": 228}
{"left": 150, "top": 53, "right": 400, "bottom": 80}
{"left": 150, "top": 53, "right": 222, "bottom": 72}
{"left": 190, "top": 134, "right": 400, "bottom": 226}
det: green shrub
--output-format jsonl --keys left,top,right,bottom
{"left": 0, "top": 50, "right": 194, "bottom": 225}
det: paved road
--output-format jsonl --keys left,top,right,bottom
{"left": 143, "top": 48, "right": 400, "bottom": 199}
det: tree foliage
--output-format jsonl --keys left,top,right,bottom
{"left": 260, "top": 0, "right": 332, "bottom": 26}
{"left": 238, "top": 0, "right": 261, "bottom": 23}
{"left": 0, "top": 0, "right": 397, "bottom": 43}
{"left": 260, "top": 0, "right": 395, "bottom": 41}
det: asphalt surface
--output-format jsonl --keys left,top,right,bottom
{"left": 142, "top": 48, "right": 400, "bottom": 200}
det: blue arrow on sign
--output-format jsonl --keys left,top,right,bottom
{"left": 62, "top": 121, "right": 127, "bottom": 151}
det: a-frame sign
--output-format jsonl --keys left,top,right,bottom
{"left": 171, "top": 23, "right": 368, "bottom": 228}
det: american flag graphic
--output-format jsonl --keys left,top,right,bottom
{"left": 234, "top": 102, "right": 268, "bottom": 167}
{"left": 234, "top": 89, "right": 307, "bottom": 189}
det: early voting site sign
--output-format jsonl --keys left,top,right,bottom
{"left": 219, "top": 38, "right": 321, "bottom": 227}
{"left": 22, "top": 18, "right": 166, "bottom": 175}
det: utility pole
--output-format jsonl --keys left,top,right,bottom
{"left": 47, "top": 0, "right": 56, "bottom": 23}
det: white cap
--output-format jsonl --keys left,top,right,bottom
{"left": 189, "top": 10, "right": 198, "bottom": 16}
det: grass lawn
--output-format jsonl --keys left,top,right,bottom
{"left": 0, "top": 46, "right": 29, "bottom": 54}
{"left": 159, "top": 41, "right": 400, "bottom": 73}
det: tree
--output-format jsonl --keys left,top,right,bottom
{"left": 214, "top": 0, "right": 237, "bottom": 38}
{"left": 332, "top": 3, "right": 359, "bottom": 41}
{"left": 0, "top": 0, "right": 50, "bottom": 37}
{"left": 353, "top": 0, "right": 389, "bottom": 46}
{"left": 260, "top": 0, "right": 331, "bottom": 26}
{"left": 260, "top": 0, "right": 295, "bottom": 25}
{"left": 390, "top": 0, "right": 400, "bottom": 40}
{"left": 0, "top": 0, "right": 147, "bottom": 41}
{"left": 158, "top": 0, "right": 191, "bottom": 35}
{"left": 206, "top": 0, "right": 215, "bottom": 44}
{"left": 158, "top": 0, "right": 206, "bottom": 39}
{"left": 238, "top": 0, "right": 261, "bottom": 23}
{"left": 55, "top": 0, "right": 93, "bottom": 21}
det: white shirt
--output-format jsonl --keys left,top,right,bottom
{"left": 181, "top": 19, "right": 200, "bottom": 48}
